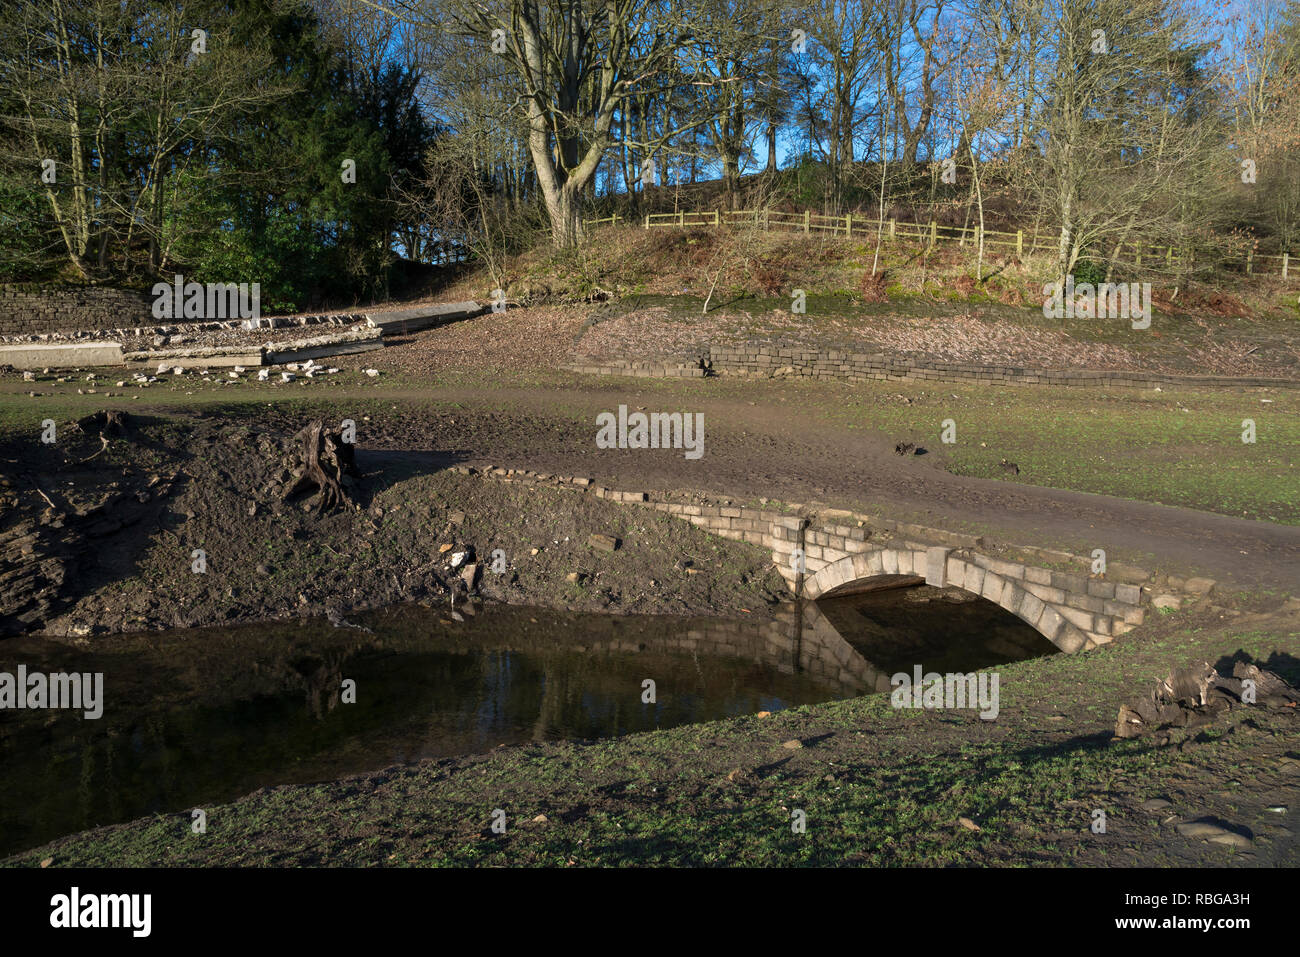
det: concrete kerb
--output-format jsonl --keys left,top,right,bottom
{"left": 0, "top": 341, "right": 123, "bottom": 370}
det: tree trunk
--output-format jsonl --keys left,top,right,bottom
{"left": 543, "top": 185, "right": 584, "bottom": 249}
{"left": 722, "top": 153, "right": 741, "bottom": 210}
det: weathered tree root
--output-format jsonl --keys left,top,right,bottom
{"left": 280, "top": 420, "right": 358, "bottom": 514}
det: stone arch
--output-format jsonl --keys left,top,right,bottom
{"left": 802, "top": 548, "right": 1091, "bottom": 653}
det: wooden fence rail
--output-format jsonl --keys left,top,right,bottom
{"left": 583, "top": 208, "right": 1293, "bottom": 279}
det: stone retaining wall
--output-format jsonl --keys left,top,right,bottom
{"left": 564, "top": 343, "right": 1297, "bottom": 390}
{"left": 0, "top": 284, "right": 152, "bottom": 337}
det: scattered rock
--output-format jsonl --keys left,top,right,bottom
{"left": 588, "top": 533, "right": 620, "bottom": 552}
{"left": 1176, "top": 818, "right": 1252, "bottom": 847}
{"left": 1152, "top": 594, "right": 1181, "bottom": 612}
{"left": 1140, "top": 798, "right": 1172, "bottom": 811}
{"left": 448, "top": 510, "right": 466, "bottom": 526}
{"left": 532, "top": 814, "right": 548, "bottom": 824}
{"left": 1184, "top": 577, "right": 1216, "bottom": 596}
{"left": 781, "top": 739, "right": 803, "bottom": 749}
{"left": 1231, "top": 660, "right": 1300, "bottom": 704}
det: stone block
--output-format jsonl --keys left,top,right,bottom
{"left": 1018, "top": 591, "right": 1045, "bottom": 625}
{"left": 944, "top": 556, "right": 965, "bottom": 589}
{"left": 924, "top": 547, "right": 950, "bottom": 587}
{"left": 1114, "top": 583, "right": 1141, "bottom": 604}
{"left": 1036, "top": 605, "right": 1064, "bottom": 640}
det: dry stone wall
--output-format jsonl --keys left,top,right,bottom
{"left": 0, "top": 285, "right": 152, "bottom": 337}
{"left": 565, "top": 342, "right": 1296, "bottom": 389}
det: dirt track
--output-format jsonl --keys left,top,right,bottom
{"left": 247, "top": 383, "right": 1300, "bottom": 594}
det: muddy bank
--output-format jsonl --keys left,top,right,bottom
{"left": 0, "top": 412, "right": 788, "bottom": 638}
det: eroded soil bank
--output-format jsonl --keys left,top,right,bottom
{"left": 0, "top": 410, "right": 789, "bottom": 638}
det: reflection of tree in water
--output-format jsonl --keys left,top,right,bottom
{"left": 290, "top": 647, "right": 354, "bottom": 721}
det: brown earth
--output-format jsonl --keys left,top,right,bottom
{"left": 0, "top": 412, "right": 790, "bottom": 638}
{"left": 230, "top": 387, "right": 1300, "bottom": 595}
{"left": 2, "top": 369, "right": 1297, "bottom": 639}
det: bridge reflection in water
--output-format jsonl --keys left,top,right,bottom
{"left": 0, "top": 589, "right": 1053, "bottom": 856}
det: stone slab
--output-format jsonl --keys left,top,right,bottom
{"left": 367, "top": 301, "right": 484, "bottom": 333}
{"left": 0, "top": 341, "right": 123, "bottom": 369}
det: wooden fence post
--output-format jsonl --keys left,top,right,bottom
{"left": 888, "top": 218, "right": 896, "bottom": 239}
{"left": 1016, "top": 230, "right": 1023, "bottom": 257}
{"left": 1284, "top": 251, "right": 1290, "bottom": 279}
{"left": 1246, "top": 247, "right": 1253, "bottom": 275}
{"left": 846, "top": 213, "right": 852, "bottom": 237}
{"left": 929, "top": 220, "right": 937, "bottom": 247}
{"left": 804, "top": 210, "right": 810, "bottom": 234}
{"left": 644, "top": 214, "right": 650, "bottom": 230}
{"left": 714, "top": 210, "right": 720, "bottom": 227}
{"left": 762, "top": 208, "right": 769, "bottom": 231}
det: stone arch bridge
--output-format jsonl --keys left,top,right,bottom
{"left": 647, "top": 501, "right": 1149, "bottom": 654}
{"left": 463, "top": 466, "right": 1158, "bottom": 656}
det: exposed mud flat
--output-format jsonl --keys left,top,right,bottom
{"left": 0, "top": 411, "right": 788, "bottom": 639}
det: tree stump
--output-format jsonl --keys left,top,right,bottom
{"left": 280, "top": 420, "right": 357, "bottom": 513}
{"left": 76, "top": 409, "right": 130, "bottom": 436}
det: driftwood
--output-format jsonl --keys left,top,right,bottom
{"left": 280, "top": 420, "right": 358, "bottom": 513}
{"left": 1115, "top": 660, "right": 1298, "bottom": 739}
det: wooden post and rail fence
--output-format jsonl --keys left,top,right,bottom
{"left": 579, "top": 208, "right": 1294, "bottom": 278}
